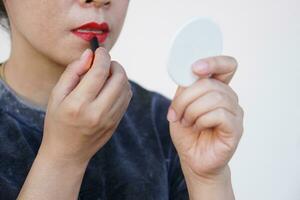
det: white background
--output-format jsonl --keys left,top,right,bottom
{"left": 1, "top": 0, "right": 300, "bottom": 199}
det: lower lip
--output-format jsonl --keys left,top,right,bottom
{"left": 72, "top": 31, "right": 109, "bottom": 43}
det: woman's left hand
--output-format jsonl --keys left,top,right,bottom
{"left": 167, "top": 56, "right": 244, "bottom": 182}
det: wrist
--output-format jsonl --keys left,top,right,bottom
{"left": 181, "top": 164, "right": 234, "bottom": 200}
{"left": 17, "top": 147, "right": 89, "bottom": 199}
{"left": 183, "top": 164, "right": 232, "bottom": 185}
{"left": 36, "top": 145, "right": 90, "bottom": 171}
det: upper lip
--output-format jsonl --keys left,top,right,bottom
{"left": 72, "top": 22, "right": 110, "bottom": 32}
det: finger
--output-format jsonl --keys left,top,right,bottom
{"left": 109, "top": 85, "right": 132, "bottom": 116}
{"left": 191, "top": 56, "right": 238, "bottom": 84}
{"left": 67, "top": 47, "right": 111, "bottom": 103}
{"left": 194, "top": 108, "right": 241, "bottom": 138}
{"left": 93, "top": 92, "right": 132, "bottom": 148}
{"left": 168, "top": 78, "right": 239, "bottom": 123}
{"left": 180, "top": 90, "right": 239, "bottom": 127}
{"left": 91, "top": 61, "right": 131, "bottom": 113}
{"left": 109, "top": 88, "right": 132, "bottom": 123}
{"left": 87, "top": 77, "right": 132, "bottom": 128}
{"left": 51, "top": 49, "right": 93, "bottom": 105}
{"left": 173, "top": 85, "right": 186, "bottom": 97}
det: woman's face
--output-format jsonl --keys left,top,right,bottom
{"left": 4, "top": 0, "right": 129, "bottom": 66}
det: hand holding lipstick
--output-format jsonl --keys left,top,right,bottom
{"left": 40, "top": 43, "right": 132, "bottom": 165}
{"left": 167, "top": 56, "right": 244, "bottom": 199}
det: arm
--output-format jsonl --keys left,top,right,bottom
{"left": 17, "top": 48, "right": 132, "bottom": 199}
{"left": 17, "top": 148, "right": 88, "bottom": 200}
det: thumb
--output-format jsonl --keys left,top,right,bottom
{"left": 51, "top": 49, "right": 93, "bottom": 105}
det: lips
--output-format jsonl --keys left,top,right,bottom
{"left": 72, "top": 22, "right": 110, "bottom": 43}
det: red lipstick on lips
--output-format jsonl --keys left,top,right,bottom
{"left": 72, "top": 22, "right": 110, "bottom": 43}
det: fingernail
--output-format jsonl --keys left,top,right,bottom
{"left": 80, "top": 49, "right": 90, "bottom": 60}
{"left": 167, "top": 107, "right": 177, "bottom": 122}
{"left": 192, "top": 60, "right": 209, "bottom": 74}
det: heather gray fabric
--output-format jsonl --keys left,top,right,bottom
{"left": 0, "top": 76, "right": 189, "bottom": 200}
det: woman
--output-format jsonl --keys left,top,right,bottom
{"left": 0, "top": 0, "right": 244, "bottom": 199}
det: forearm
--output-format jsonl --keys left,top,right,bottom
{"left": 17, "top": 148, "right": 88, "bottom": 200}
{"left": 182, "top": 165, "right": 235, "bottom": 200}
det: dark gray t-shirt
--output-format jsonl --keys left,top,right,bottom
{"left": 0, "top": 76, "right": 189, "bottom": 200}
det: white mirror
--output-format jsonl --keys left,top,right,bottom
{"left": 167, "top": 17, "right": 223, "bottom": 87}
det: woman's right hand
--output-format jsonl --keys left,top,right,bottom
{"left": 39, "top": 47, "right": 133, "bottom": 166}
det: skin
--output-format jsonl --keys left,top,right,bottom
{"left": 168, "top": 57, "right": 244, "bottom": 199}
{"left": 4, "top": 0, "right": 127, "bottom": 108}
{"left": 1, "top": 0, "right": 244, "bottom": 199}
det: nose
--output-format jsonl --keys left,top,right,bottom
{"left": 79, "top": 0, "right": 111, "bottom": 8}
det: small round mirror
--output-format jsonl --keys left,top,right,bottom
{"left": 167, "top": 17, "right": 223, "bottom": 87}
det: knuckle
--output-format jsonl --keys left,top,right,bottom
{"left": 201, "top": 78, "right": 216, "bottom": 89}
{"left": 101, "top": 117, "right": 116, "bottom": 131}
{"left": 206, "top": 56, "right": 217, "bottom": 67}
{"left": 174, "top": 97, "right": 190, "bottom": 117}
{"left": 217, "top": 108, "right": 227, "bottom": 120}
{"left": 87, "top": 114, "right": 101, "bottom": 128}
{"left": 116, "top": 72, "right": 128, "bottom": 85}
{"left": 64, "top": 101, "right": 84, "bottom": 119}
{"left": 85, "top": 107, "right": 104, "bottom": 128}
{"left": 222, "top": 85, "right": 239, "bottom": 104}
{"left": 183, "top": 108, "right": 193, "bottom": 124}
{"left": 195, "top": 117, "right": 204, "bottom": 129}
{"left": 211, "top": 91, "right": 224, "bottom": 103}
{"left": 169, "top": 102, "right": 178, "bottom": 116}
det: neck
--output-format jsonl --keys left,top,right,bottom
{"left": 5, "top": 29, "right": 66, "bottom": 110}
